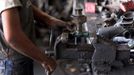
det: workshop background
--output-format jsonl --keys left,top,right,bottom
{"left": 30, "top": 0, "right": 134, "bottom": 75}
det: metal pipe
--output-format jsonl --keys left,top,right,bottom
{"left": 97, "top": 26, "right": 127, "bottom": 39}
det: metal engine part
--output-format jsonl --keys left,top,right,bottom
{"left": 56, "top": 42, "right": 94, "bottom": 61}
{"left": 92, "top": 36, "right": 131, "bottom": 75}
{"left": 97, "top": 26, "right": 127, "bottom": 39}
{"left": 51, "top": 1, "right": 94, "bottom": 74}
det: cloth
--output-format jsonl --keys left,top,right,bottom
{"left": 84, "top": 2, "right": 96, "bottom": 13}
{"left": 0, "top": 0, "right": 22, "bottom": 14}
{"left": 0, "top": 0, "right": 35, "bottom": 75}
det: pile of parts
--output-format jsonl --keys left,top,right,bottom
{"left": 41, "top": 0, "right": 134, "bottom": 75}
{"left": 93, "top": 11, "right": 134, "bottom": 75}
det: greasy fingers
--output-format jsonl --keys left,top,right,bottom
{"left": 41, "top": 57, "right": 57, "bottom": 74}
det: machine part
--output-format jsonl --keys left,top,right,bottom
{"left": 59, "top": 32, "right": 69, "bottom": 43}
{"left": 71, "top": 31, "right": 89, "bottom": 37}
{"left": 53, "top": 28, "right": 93, "bottom": 60}
{"left": 122, "top": 11, "right": 134, "bottom": 20}
{"left": 101, "top": 11, "right": 111, "bottom": 19}
{"left": 91, "top": 36, "right": 132, "bottom": 75}
{"left": 56, "top": 42, "right": 94, "bottom": 60}
{"left": 115, "top": 11, "right": 134, "bottom": 29}
{"left": 72, "top": 8, "right": 87, "bottom": 33}
{"left": 71, "top": 8, "right": 88, "bottom": 44}
{"left": 128, "top": 39, "right": 134, "bottom": 48}
{"left": 113, "top": 36, "right": 131, "bottom": 44}
{"left": 53, "top": 32, "right": 69, "bottom": 57}
{"left": 72, "top": 0, "right": 84, "bottom": 16}
{"left": 83, "top": 22, "right": 92, "bottom": 44}
{"left": 49, "top": 29, "right": 54, "bottom": 48}
{"left": 97, "top": 26, "right": 127, "bottom": 39}
{"left": 116, "top": 44, "right": 130, "bottom": 65}
{"left": 92, "top": 37, "right": 116, "bottom": 74}
{"left": 71, "top": 0, "right": 92, "bottom": 45}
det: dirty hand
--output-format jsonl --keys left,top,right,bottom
{"left": 65, "top": 21, "right": 77, "bottom": 31}
{"left": 41, "top": 57, "right": 57, "bottom": 74}
{"left": 49, "top": 17, "right": 77, "bottom": 31}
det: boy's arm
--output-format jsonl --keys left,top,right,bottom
{"left": 31, "top": 4, "right": 67, "bottom": 27}
{"left": 1, "top": 7, "right": 56, "bottom": 73}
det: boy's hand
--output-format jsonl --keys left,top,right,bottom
{"left": 41, "top": 57, "right": 57, "bottom": 74}
{"left": 49, "top": 17, "right": 77, "bottom": 31}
